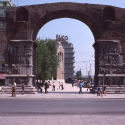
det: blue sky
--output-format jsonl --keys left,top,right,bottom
{"left": 12, "top": 0, "right": 125, "bottom": 76}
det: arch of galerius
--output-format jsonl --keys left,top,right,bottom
{"left": 3, "top": 2, "right": 125, "bottom": 93}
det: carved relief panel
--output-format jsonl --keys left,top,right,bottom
{"left": 98, "top": 40, "right": 123, "bottom": 74}
{"left": 98, "top": 77, "right": 123, "bottom": 85}
{"left": 5, "top": 41, "right": 33, "bottom": 75}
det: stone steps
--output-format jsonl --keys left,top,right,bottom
{"left": 1, "top": 86, "right": 37, "bottom": 94}
{"left": 90, "top": 86, "right": 125, "bottom": 94}
{"left": 91, "top": 91, "right": 125, "bottom": 94}
{"left": 91, "top": 90, "right": 125, "bottom": 94}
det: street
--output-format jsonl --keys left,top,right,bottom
{"left": 0, "top": 83, "right": 125, "bottom": 125}
{"left": 0, "top": 98, "right": 125, "bottom": 116}
{"left": 0, "top": 98, "right": 125, "bottom": 125}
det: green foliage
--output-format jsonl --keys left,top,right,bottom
{"left": 36, "top": 38, "right": 58, "bottom": 82}
{"left": 46, "top": 39, "right": 59, "bottom": 78}
{"left": 76, "top": 70, "right": 83, "bottom": 80}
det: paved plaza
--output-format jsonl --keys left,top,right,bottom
{"left": 0, "top": 82, "right": 125, "bottom": 99}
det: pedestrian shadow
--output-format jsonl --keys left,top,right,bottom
{"left": 38, "top": 91, "right": 92, "bottom": 94}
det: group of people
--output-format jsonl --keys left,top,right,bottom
{"left": 73, "top": 80, "right": 106, "bottom": 95}
{"left": 72, "top": 80, "right": 91, "bottom": 94}
{"left": 38, "top": 81, "right": 64, "bottom": 94}
{"left": 12, "top": 80, "right": 106, "bottom": 96}
{"left": 12, "top": 81, "right": 25, "bottom": 97}
{"left": 97, "top": 84, "right": 106, "bottom": 96}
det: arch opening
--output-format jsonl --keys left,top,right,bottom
{"left": 36, "top": 17, "right": 95, "bottom": 81}
{"left": 32, "top": 10, "right": 100, "bottom": 41}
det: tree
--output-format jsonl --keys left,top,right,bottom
{"left": 36, "top": 38, "right": 59, "bottom": 83}
{"left": 76, "top": 70, "right": 83, "bottom": 80}
{"left": 46, "top": 39, "right": 58, "bottom": 79}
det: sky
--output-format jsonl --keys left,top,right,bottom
{"left": 11, "top": 0, "right": 125, "bottom": 76}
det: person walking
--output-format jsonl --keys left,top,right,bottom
{"left": 59, "top": 81, "right": 61, "bottom": 89}
{"left": 97, "top": 85, "right": 101, "bottom": 96}
{"left": 12, "top": 82, "right": 14, "bottom": 97}
{"left": 61, "top": 82, "right": 64, "bottom": 90}
{"left": 79, "top": 80, "right": 83, "bottom": 94}
{"left": 52, "top": 82, "right": 55, "bottom": 91}
{"left": 103, "top": 84, "right": 106, "bottom": 96}
{"left": 72, "top": 81, "right": 74, "bottom": 87}
{"left": 12, "top": 81, "right": 16, "bottom": 97}
{"left": 22, "top": 82, "right": 25, "bottom": 95}
{"left": 86, "top": 81, "right": 90, "bottom": 91}
{"left": 45, "top": 82, "right": 48, "bottom": 94}
{"left": 46, "top": 81, "right": 50, "bottom": 93}
{"left": 38, "top": 83, "right": 42, "bottom": 92}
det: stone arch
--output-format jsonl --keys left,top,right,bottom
{"left": 4, "top": 2, "right": 125, "bottom": 92}
{"left": 32, "top": 10, "right": 99, "bottom": 41}
{"left": 16, "top": 7, "right": 28, "bottom": 22}
{"left": 103, "top": 7, "right": 115, "bottom": 21}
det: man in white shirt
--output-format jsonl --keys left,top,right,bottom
{"left": 59, "top": 81, "right": 61, "bottom": 89}
{"left": 87, "top": 82, "right": 90, "bottom": 91}
{"left": 52, "top": 82, "right": 55, "bottom": 91}
{"left": 12, "top": 81, "right": 16, "bottom": 97}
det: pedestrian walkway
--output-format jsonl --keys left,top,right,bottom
{"left": 0, "top": 82, "right": 125, "bottom": 99}
{"left": 0, "top": 115, "right": 125, "bottom": 125}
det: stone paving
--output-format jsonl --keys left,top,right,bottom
{"left": 0, "top": 115, "right": 125, "bottom": 125}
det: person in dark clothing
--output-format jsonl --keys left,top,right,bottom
{"left": 22, "top": 82, "right": 25, "bottom": 95}
{"left": 103, "top": 84, "right": 106, "bottom": 96}
{"left": 86, "top": 82, "right": 90, "bottom": 91}
{"left": 45, "top": 82, "right": 48, "bottom": 94}
{"left": 38, "top": 83, "right": 42, "bottom": 92}
{"left": 59, "top": 81, "right": 61, "bottom": 89}
{"left": 72, "top": 81, "right": 74, "bottom": 87}
{"left": 52, "top": 82, "right": 55, "bottom": 91}
{"left": 61, "top": 82, "right": 64, "bottom": 90}
{"left": 97, "top": 85, "right": 101, "bottom": 96}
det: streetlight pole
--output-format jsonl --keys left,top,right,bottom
{"left": 85, "top": 62, "right": 89, "bottom": 76}
{"left": 86, "top": 63, "right": 87, "bottom": 76}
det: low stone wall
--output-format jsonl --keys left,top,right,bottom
{"left": 1, "top": 85, "right": 37, "bottom": 94}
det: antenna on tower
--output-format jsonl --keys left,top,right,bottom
{"left": 68, "top": 37, "right": 70, "bottom": 43}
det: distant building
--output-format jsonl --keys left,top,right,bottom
{"left": 56, "top": 41, "right": 65, "bottom": 81}
{"left": 0, "top": 0, "right": 13, "bottom": 85}
{"left": 0, "top": 0, "right": 13, "bottom": 32}
{"left": 35, "top": 35, "right": 75, "bottom": 82}
{"left": 56, "top": 35, "right": 75, "bottom": 81}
